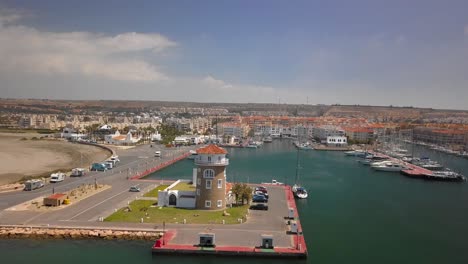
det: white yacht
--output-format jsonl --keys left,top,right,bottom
{"left": 370, "top": 160, "right": 393, "bottom": 167}
{"left": 372, "top": 162, "right": 406, "bottom": 172}
{"left": 345, "top": 150, "right": 367, "bottom": 157}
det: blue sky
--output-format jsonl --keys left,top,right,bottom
{"left": 1, "top": 0, "right": 468, "bottom": 109}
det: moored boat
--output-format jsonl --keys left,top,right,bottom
{"left": 422, "top": 170, "right": 466, "bottom": 182}
{"left": 372, "top": 161, "right": 406, "bottom": 172}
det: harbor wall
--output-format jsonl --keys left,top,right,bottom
{"left": 131, "top": 152, "right": 191, "bottom": 180}
{"left": 0, "top": 226, "right": 161, "bottom": 241}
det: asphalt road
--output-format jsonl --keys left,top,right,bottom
{"left": 0, "top": 145, "right": 298, "bottom": 249}
{"left": 0, "top": 144, "right": 196, "bottom": 222}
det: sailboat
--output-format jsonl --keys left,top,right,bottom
{"left": 292, "top": 149, "right": 308, "bottom": 199}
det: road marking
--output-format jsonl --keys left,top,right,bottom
{"left": 23, "top": 211, "right": 48, "bottom": 225}
{"left": 67, "top": 184, "right": 141, "bottom": 221}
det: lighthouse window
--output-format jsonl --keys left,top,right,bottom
{"left": 205, "top": 200, "right": 211, "bottom": 208}
{"left": 217, "top": 179, "right": 223, "bottom": 188}
{"left": 206, "top": 180, "right": 212, "bottom": 189}
{"left": 203, "top": 169, "right": 215, "bottom": 179}
{"left": 217, "top": 200, "right": 222, "bottom": 207}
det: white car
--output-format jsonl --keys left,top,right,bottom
{"left": 154, "top": 151, "right": 161, "bottom": 157}
{"left": 129, "top": 186, "right": 141, "bottom": 192}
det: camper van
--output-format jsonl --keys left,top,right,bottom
{"left": 104, "top": 161, "right": 114, "bottom": 170}
{"left": 110, "top": 156, "right": 120, "bottom": 163}
{"left": 24, "top": 179, "right": 45, "bottom": 191}
{"left": 154, "top": 151, "right": 162, "bottom": 157}
{"left": 50, "top": 172, "right": 66, "bottom": 183}
{"left": 91, "top": 163, "right": 107, "bottom": 171}
{"left": 71, "top": 168, "right": 86, "bottom": 177}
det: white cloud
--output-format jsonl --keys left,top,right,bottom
{"left": 203, "top": 75, "right": 233, "bottom": 90}
{"left": 0, "top": 8, "right": 175, "bottom": 82}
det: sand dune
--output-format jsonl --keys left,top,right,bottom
{"left": 0, "top": 133, "right": 111, "bottom": 185}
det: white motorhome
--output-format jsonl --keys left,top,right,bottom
{"left": 50, "top": 172, "right": 66, "bottom": 183}
{"left": 71, "top": 168, "right": 86, "bottom": 177}
{"left": 110, "top": 156, "right": 120, "bottom": 163}
{"left": 104, "top": 161, "right": 114, "bottom": 169}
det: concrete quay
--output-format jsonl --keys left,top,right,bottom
{"left": 152, "top": 185, "right": 308, "bottom": 259}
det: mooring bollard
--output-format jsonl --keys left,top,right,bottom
{"left": 222, "top": 220, "right": 225, "bottom": 225}
{"left": 183, "top": 219, "right": 186, "bottom": 224}
{"left": 140, "top": 218, "right": 144, "bottom": 223}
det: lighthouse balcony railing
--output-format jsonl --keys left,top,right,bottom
{"left": 195, "top": 158, "right": 229, "bottom": 166}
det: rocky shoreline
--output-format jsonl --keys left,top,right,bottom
{"left": 0, "top": 226, "right": 162, "bottom": 241}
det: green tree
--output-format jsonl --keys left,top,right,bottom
{"left": 231, "top": 183, "right": 243, "bottom": 205}
{"left": 240, "top": 183, "right": 253, "bottom": 205}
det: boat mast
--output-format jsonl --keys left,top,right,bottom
{"left": 295, "top": 149, "right": 300, "bottom": 184}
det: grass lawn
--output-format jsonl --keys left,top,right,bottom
{"left": 143, "top": 185, "right": 169, "bottom": 197}
{"left": 105, "top": 200, "right": 249, "bottom": 224}
{"left": 172, "top": 181, "right": 196, "bottom": 191}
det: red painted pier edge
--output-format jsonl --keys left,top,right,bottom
{"left": 151, "top": 185, "right": 308, "bottom": 259}
{"left": 130, "top": 152, "right": 191, "bottom": 180}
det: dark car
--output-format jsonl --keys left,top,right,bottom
{"left": 250, "top": 203, "right": 269, "bottom": 210}
{"left": 252, "top": 195, "right": 268, "bottom": 203}
{"left": 254, "top": 191, "right": 269, "bottom": 198}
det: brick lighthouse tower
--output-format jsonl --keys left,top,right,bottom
{"left": 194, "top": 144, "right": 229, "bottom": 210}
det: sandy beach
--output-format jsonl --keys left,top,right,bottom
{"left": 0, "top": 133, "right": 111, "bottom": 185}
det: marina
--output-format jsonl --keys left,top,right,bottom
{"left": 1, "top": 140, "right": 468, "bottom": 263}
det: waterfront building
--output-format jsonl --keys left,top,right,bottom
{"left": 157, "top": 144, "right": 230, "bottom": 210}
{"left": 313, "top": 125, "right": 345, "bottom": 142}
{"left": 219, "top": 122, "right": 248, "bottom": 138}
{"left": 326, "top": 136, "right": 348, "bottom": 147}
{"left": 414, "top": 127, "right": 467, "bottom": 146}
{"left": 104, "top": 130, "right": 141, "bottom": 145}
{"left": 194, "top": 145, "right": 229, "bottom": 210}
{"left": 346, "top": 128, "right": 375, "bottom": 142}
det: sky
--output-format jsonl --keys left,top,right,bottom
{"left": 0, "top": 0, "right": 467, "bottom": 109}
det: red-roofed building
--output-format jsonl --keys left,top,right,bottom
{"left": 197, "top": 144, "right": 228, "bottom": 155}
{"left": 345, "top": 127, "right": 375, "bottom": 142}
{"left": 195, "top": 144, "right": 229, "bottom": 210}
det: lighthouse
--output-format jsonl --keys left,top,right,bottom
{"left": 194, "top": 144, "right": 229, "bottom": 210}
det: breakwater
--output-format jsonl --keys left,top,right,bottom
{"left": 131, "top": 151, "right": 191, "bottom": 180}
{"left": 0, "top": 226, "right": 161, "bottom": 241}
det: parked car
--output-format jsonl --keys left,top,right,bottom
{"left": 255, "top": 186, "right": 268, "bottom": 193}
{"left": 110, "top": 156, "right": 120, "bottom": 163}
{"left": 252, "top": 195, "right": 268, "bottom": 203}
{"left": 129, "top": 186, "right": 141, "bottom": 192}
{"left": 154, "top": 151, "right": 161, "bottom": 157}
{"left": 254, "top": 191, "right": 269, "bottom": 198}
{"left": 104, "top": 161, "right": 114, "bottom": 169}
{"left": 250, "top": 203, "right": 269, "bottom": 210}
{"left": 91, "top": 163, "right": 107, "bottom": 171}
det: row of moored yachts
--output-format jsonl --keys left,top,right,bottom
{"left": 345, "top": 150, "right": 466, "bottom": 182}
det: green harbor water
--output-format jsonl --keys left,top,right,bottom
{"left": 2, "top": 140, "right": 468, "bottom": 264}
